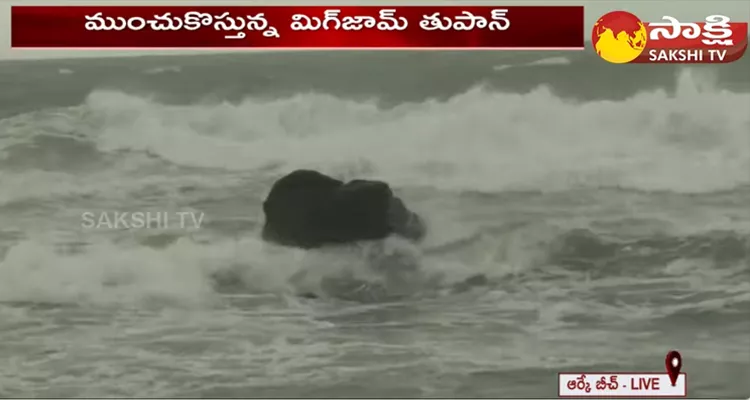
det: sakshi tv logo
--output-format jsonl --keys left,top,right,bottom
{"left": 592, "top": 11, "right": 748, "bottom": 64}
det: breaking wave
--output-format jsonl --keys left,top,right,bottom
{"left": 0, "top": 66, "right": 747, "bottom": 307}
{"left": 0, "top": 67, "right": 747, "bottom": 198}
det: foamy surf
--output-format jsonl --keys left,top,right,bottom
{"left": 493, "top": 55, "right": 572, "bottom": 71}
{"left": 1, "top": 68, "right": 748, "bottom": 198}
{"left": 0, "top": 52, "right": 747, "bottom": 398}
{"left": 143, "top": 66, "right": 183, "bottom": 75}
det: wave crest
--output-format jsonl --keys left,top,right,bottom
{"left": 0, "top": 68, "right": 747, "bottom": 203}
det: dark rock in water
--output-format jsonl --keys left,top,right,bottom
{"left": 262, "top": 169, "right": 425, "bottom": 249}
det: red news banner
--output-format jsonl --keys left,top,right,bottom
{"left": 10, "top": 6, "right": 584, "bottom": 49}
{"left": 637, "top": 15, "right": 748, "bottom": 63}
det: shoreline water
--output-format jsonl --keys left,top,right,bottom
{"left": 0, "top": 51, "right": 748, "bottom": 397}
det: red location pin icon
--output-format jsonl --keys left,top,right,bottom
{"left": 665, "top": 350, "right": 682, "bottom": 386}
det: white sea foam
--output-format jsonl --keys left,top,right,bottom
{"left": 0, "top": 66, "right": 746, "bottom": 302}
{"left": 1, "top": 67, "right": 747, "bottom": 202}
{"left": 65, "top": 68, "right": 750, "bottom": 193}
{"left": 493, "top": 55, "right": 571, "bottom": 71}
{"left": 0, "top": 57, "right": 747, "bottom": 398}
{"left": 143, "top": 66, "right": 182, "bottom": 75}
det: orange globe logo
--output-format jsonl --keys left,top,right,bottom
{"left": 592, "top": 11, "right": 648, "bottom": 64}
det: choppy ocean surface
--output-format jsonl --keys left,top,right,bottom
{"left": 0, "top": 51, "right": 748, "bottom": 398}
